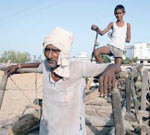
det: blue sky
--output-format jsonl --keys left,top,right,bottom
{"left": 0, "top": 0, "right": 150, "bottom": 58}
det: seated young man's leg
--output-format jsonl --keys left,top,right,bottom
{"left": 94, "top": 46, "right": 112, "bottom": 97}
{"left": 108, "top": 45, "right": 123, "bottom": 65}
{"left": 94, "top": 46, "right": 111, "bottom": 63}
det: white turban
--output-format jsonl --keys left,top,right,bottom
{"left": 43, "top": 27, "right": 74, "bottom": 79}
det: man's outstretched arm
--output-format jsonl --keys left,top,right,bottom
{"left": 6, "top": 63, "right": 40, "bottom": 76}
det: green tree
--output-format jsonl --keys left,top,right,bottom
{"left": 122, "top": 57, "right": 131, "bottom": 64}
{"left": 122, "top": 57, "right": 138, "bottom": 64}
{"left": 0, "top": 50, "right": 31, "bottom": 63}
{"left": 132, "top": 57, "right": 138, "bottom": 63}
{"left": 0, "top": 51, "right": 8, "bottom": 62}
{"left": 17, "top": 52, "right": 31, "bottom": 63}
{"left": 101, "top": 54, "right": 111, "bottom": 63}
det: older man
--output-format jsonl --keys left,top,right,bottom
{"left": 6, "top": 27, "right": 121, "bottom": 135}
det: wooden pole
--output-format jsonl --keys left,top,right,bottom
{"left": 91, "top": 32, "right": 98, "bottom": 62}
{"left": 111, "top": 82, "right": 124, "bottom": 135}
{"left": 141, "top": 69, "right": 148, "bottom": 110}
{"left": 130, "top": 79, "right": 140, "bottom": 123}
{"left": 0, "top": 72, "right": 8, "bottom": 110}
{"left": 0, "top": 67, "right": 40, "bottom": 73}
{"left": 125, "top": 78, "right": 131, "bottom": 113}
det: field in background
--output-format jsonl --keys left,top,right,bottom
{"left": 0, "top": 71, "right": 43, "bottom": 121}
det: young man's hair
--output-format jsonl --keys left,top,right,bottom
{"left": 114, "top": 4, "right": 125, "bottom": 13}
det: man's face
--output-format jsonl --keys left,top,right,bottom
{"left": 115, "top": 9, "right": 125, "bottom": 21}
{"left": 44, "top": 44, "right": 61, "bottom": 69}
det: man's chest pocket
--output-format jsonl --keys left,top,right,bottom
{"left": 54, "top": 91, "right": 67, "bottom": 103}
{"left": 53, "top": 90, "right": 74, "bottom": 103}
{"left": 47, "top": 89, "right": 73, "bottom": 104}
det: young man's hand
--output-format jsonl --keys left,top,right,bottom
{"left": 91, "top": 24, "right": 99, "bottom": 32}
{"left": 98, "top": 64, "right": 121, "bottom": 98}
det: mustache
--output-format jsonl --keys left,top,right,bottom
{"left": 47, "top": 58, "right": 55, "bottom": 62}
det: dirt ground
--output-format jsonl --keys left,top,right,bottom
{"left": 0, "top": 71, "right": 43, "bottom": 122}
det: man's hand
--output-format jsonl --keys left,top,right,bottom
{"left": 5, "top": 63, "right": 40, "bottom": 77}
{"left": 6, "top": 65, "right": 18, "bottom": 76}
{"left": 98, "top": 64, "right": 121, "bottom": 98}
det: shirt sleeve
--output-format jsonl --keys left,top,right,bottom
{"left": 37, "top": 62, "right": 43, "bottom": 73}
{"left": 82, "top": 61, "right": 110, "bottom": 77}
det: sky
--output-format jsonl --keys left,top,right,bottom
{"left": 0, "top": 0, "right": 150, "bottom": 59}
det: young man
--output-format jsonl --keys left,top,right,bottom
{"left": 6, "top": 27, "right": 121, "bottom": 135}
{"left": 91, "top": 4, "right": 131, "bottom": 65}
{"left": 91, "top": 5, "right": 130, "bottom": 97}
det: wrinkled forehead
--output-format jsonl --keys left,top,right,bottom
{"left": 45, "top": 44, "right": 61, "bottom": 51}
